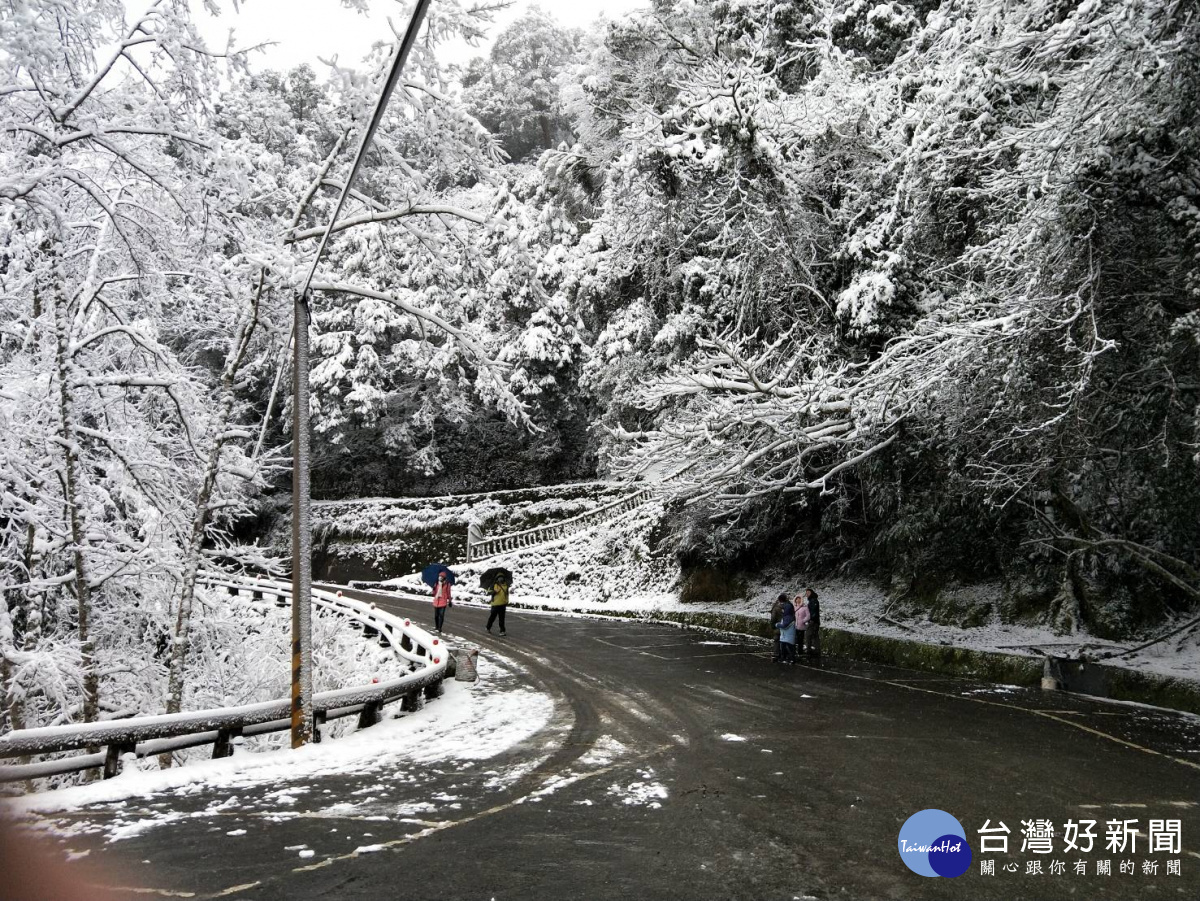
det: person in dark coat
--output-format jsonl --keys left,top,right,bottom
{"left": 769, "top": 593, "right": 787, "bottom": 661}
{"left": 774, "top": 596, "right": 797, "bottom": 664}
{"left": 803, "top": 587, "right": 821, "bottom": 658}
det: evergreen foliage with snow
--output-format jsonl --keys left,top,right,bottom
{"left": 489, "top": 0, "right": 1200, "bottom": 638}
{"left": 3, "top": 0, "right": 1200, "bottom": 746}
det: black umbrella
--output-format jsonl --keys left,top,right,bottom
{"left": 479, "top": 567, "right": 513, "bottom": 589}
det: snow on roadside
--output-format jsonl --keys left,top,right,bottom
{"left": 3, "top": 651, "right": 552, "bottom": 817}
{"left": 692, "top": 576, "right": 1200, "bottom": 683}
{"left": 374, "top": 500, "right": 1200, "bottom": 684}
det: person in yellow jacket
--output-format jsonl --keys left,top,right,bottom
{"left": 486, "top": 580, "right": 509, "bottom": 636}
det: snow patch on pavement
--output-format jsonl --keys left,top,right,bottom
{"left": 607, "top": 769, "right": 668, "bottom": 809}
{"left": 579, "top": 735, "right": 626, "bottom": 767}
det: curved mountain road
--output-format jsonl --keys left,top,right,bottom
{"left": 14, "top": 587, "right": 1200, "bottom": 900}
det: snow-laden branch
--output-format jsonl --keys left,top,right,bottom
{"left": 309, "top": 281, "right": 530, "bottom": 427}
{"left": 70, "top": 375, "right": 177, "bottom": 389}
{"left": 12, "top": 123, "right": 213, "bottom": 151}
{"left": 309, "top": 280, "right": 504, "bottom": 374}
{"left": 612, "top": 303, "right": 1038, "bottom": 510}
{"left": 287, "top": 202, "right": 487, "bottom": 242}
{"left": 53, "top": 1, "right": 167, "bottom": 123}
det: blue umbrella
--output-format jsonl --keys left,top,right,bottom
{"left": 421, "top": 563, "right": 456, "bottom": 589}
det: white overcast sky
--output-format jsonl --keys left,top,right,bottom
{"left": 194, "top": 0, "right": 649, "bottom": 73}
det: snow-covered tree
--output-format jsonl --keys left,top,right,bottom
{"left": 462, "top": 6, "right": 582, "bottom": 162}
{"left": 0, "top": 0, "right": 295, "bottom": 737}
{"left": 539, "top": 0, "right": 1200, "bottom": 631}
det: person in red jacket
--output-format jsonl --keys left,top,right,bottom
{"left": 432, "top": 570, "right": 452, "bottom": 634}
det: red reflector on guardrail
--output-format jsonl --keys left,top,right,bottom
{"left": 433, "top": 657, "right": 440, "bottom": 664}
{"left": 404, "top": 619, "right": 410, "bottom": 626}
{"left": 432, "top": 639, "right": 439, "bottom": 645}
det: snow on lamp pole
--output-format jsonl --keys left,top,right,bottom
{"left": 290, "top": 0, "right": 433, "bottom": 748}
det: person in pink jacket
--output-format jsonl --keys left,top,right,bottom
{"left": 432, "top": 570, "right": 452, "bottom": 634}
{"left": 794, "top": 594, "right": 811, "bottom": 654}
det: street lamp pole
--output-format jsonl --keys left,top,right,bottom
{"left": 290, "top": 0, "right": 433, "bottom": 748}
{"left": 290, "top": 290, "right": 313, "bottom": 748}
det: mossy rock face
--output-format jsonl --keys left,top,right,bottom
{"left": 1101, "top": 667, "right": 1200, "bottom": 717}
{"left": 817, "top": 629, "right": 1042, "bottom": 685}
{"left": 960, "top": 605, "right": 993, "bottom": 629}
{"left": 679, "top": 566, "right": 748, "bottom": 605}
{"left": 999, "top": 576, "right": 1056, "bottom": 626}
{"left": 926, "top": 585, "right": 996, "bottom": 629}
{"left": 1079, "top": 576, "right": 1136, "bottom": 640}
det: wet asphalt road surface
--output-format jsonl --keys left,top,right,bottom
{"left": 15, "top": 588, "right": 1200, "bottom": 900}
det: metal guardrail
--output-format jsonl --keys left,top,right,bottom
{"left": 0, "top": 574, "right": 449, "bottom": 784}
{"left": 466, "top": 487, "right": 654, "bottom": 561}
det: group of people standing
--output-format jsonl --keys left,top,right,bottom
{"left": 771, "top": 589, "right": 820, "bottom": 664}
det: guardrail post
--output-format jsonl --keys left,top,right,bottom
{"left": 313, "top": 710, "right": 326, "bottom": 744}
{"left": 467, "top": 522, "right": 482, "bottom": 563}
{"left": 357, "top": 701, "right": 381, "bottom": 730}
{"left": 103, "top": 741, "right": 135, "bottom": 779}
{"left": 424, "top": 678, "right": 444, "bottom": 701}
{"left": 212, "top": 725, "right": 243, "bottom": 759}
{"left": 401, "top": 689, "right": 424, "bottom": 712}
{"left": 1042, "top": 656, "right": 1064, "bottom": 691}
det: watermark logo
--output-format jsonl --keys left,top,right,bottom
{"left": 898, "top": 809, "right": 972, "bottom": 878}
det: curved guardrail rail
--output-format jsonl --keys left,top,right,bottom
{"left": 0, "top": 574, "right": 449, "bottom": 784}
{"left": 467, "top": 487, "right": 654, "bottom": 561}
